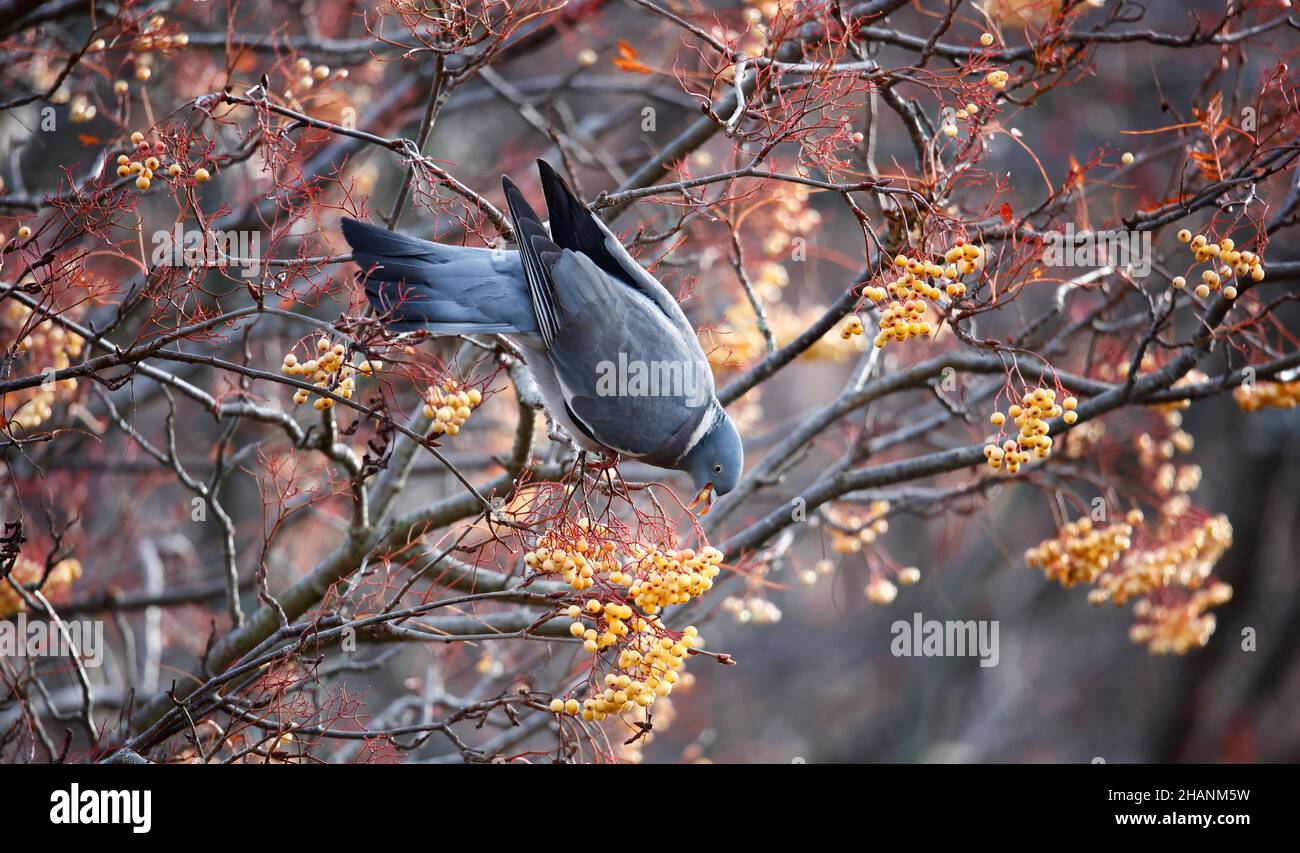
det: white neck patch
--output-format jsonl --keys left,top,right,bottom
{"left": 680, "top": 403, "right": 718, "bottom": 460}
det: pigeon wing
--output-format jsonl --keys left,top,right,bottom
{"left": 536, "top": 160, "right": 705, "bottom": 353}
{"left": 537, "top": 246, "right": 710, "bottom": 458}
{"left": 502, "top": 176, "right": 562, "bottom": 346}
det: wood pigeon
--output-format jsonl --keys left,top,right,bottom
{"left": 341, "top": 160, "right": 742, "bottom": 510}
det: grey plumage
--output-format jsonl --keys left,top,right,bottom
{"left": 342, "top": 221, "right": 534, "bottom": 335}
{"left": 341, "top": 160, "right": 743, "bottom": 504}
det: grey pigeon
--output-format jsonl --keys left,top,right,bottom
{"left": 341, "top": 160, "right": 742, "bottom": 510}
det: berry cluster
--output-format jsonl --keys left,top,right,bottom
{"left": 0, "top": 555, "right": 82, "bottom": 618}
{"left": 49, "top": 87, "right": 98, "bottom": 123}
{"left": 294, "top": 56, "right": 339, "bottom": 90}
{"left": 1128, "top": 581, "right": 1233, "bottom": 655}
{"left": 864, "top": 243, "right": 983, "bottom": 348}
{"left": 1233, "top": 378, "right": 1300, "bottom": 411}
{"left": 421, "top": 379, "right": 482, "bottom": 436}
{"left": 797, "top": 557, "right": 838, "bottom": 588}
{"left": 1088, "top": 514, "right": 1233, "bottom": 607}
{"left": 1174, "top": 230, "right": 1266, "bottom": 300}
{"left": 566, "top": 598, "right": 636, "bottom": 653}
{"left": 1028, "top": 409, "right": 1235, "bottom": 653}
{"left": 840, "top": 314, "right": 865, "bottom": 340}
{"left": 865, "top": 575, "right": 898, "bottom": 604}
{"left": 983, "top": 387, "right": 1075, "bottom": 473}
{"left": 1, "top": 301, "right": 84, "bottom": 431}
{"left": 864, "top": 565, "right": 921, "bottom": 604}
{"left": 721, "top": 595, "right": 782, "bottom": 624}
{"left": 1029, "top": 504, "right": 1233, "bottom": 654}
{"left": 1135, "top": 432, "right": 1200, "bottom": 497}
{"left": 115, "top": 130, "right": 209, "bottom": 191}
{"left": 126, "top": 14, "right": 191, "bottom": 83}
{"left": 985, "top": 69, "right": 1009, "bottom": 90}
{"left": 524, "top": 520, "right": 621, "bottom": 593}
{"left": 940, "top": 101, "right": 981, "bottom": 138}
{"left": 280, "top": 337, "right": 380, "bottom": 411}
{"left": 528, "top": 519, "right": 720, "bottom": 722}
{"left": 625, "top": 544, "right": 724, "bottom": 614}
{"left": 822, "top": 501, "right": 921, "bottom": 604}
{"left": 1025, "top": 516, "right": 1135, "bottom": 588}
{"left": 828, "top": 499, "right": 891, "bottom": 553}
{"left": 552, "top": 620, "right": 704, "bottom": 721}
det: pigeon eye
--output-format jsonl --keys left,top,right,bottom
{"left": 712, "top": 464, "right": 724, "bottom": 475}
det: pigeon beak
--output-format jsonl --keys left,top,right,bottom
{"left": 690, "top": 483, "right": 715, "bottom": 515}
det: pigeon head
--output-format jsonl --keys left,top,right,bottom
{"left": 678, "top": 404, "right": 743, "bottom": 513}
